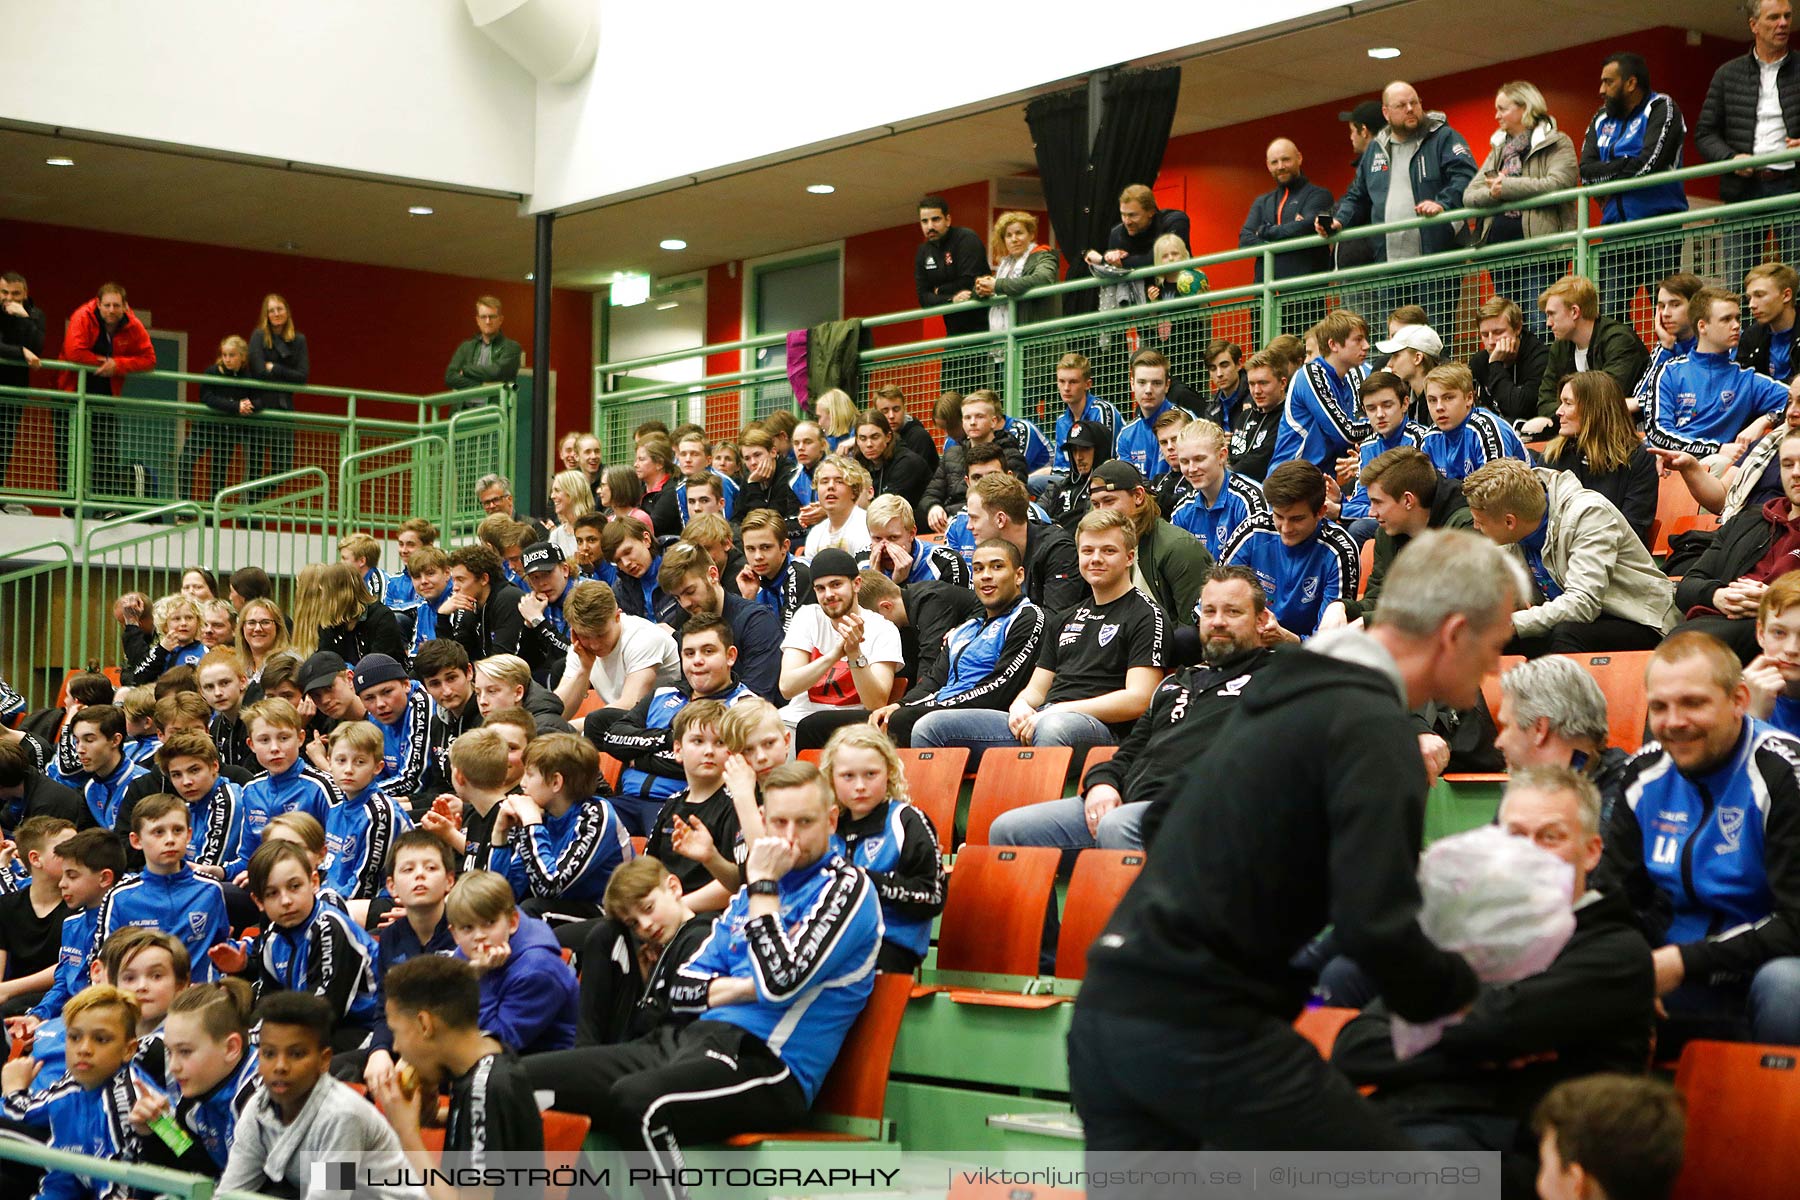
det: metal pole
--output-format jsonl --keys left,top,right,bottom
{"left": 528, "top": 212, "right": 555, "bottom": 506}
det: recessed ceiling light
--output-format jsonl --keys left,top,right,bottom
{"left": 525, "top": 272, "right": 535, "bottom": 281}
{"left": 659, "top": 238, "right": 687, "bottom": 251}
{"left": 656, "top": 301, "right": 679, "bottom": 311}
{"left": 1367, "top": 46, "right": 1401, "bottom": 59}
{"left": 806, "top": 184, "right": 835, "bottom": 195}
{"left": 408, "top": 205, "right": 435, "bottom": 216}
{"left": 44, "top": 157, "right": 74, "bottom": 168}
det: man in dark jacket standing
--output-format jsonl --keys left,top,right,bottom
{"left": 444, "top": 295, "right": 522, "bottom": 395}
{"left": 1239, "top": 138, "right": 1334, "bottom": 283}
{"left": 1696, "top": 0, "right": 1800, "bottom": 290}
{"left": 1071, "top": 529, "right": 1522, "bottom": 1150}
{"left": 914, "top": 195, "right": 987, "bottom": 337}
{"left": 0, "top": 271, "right": 45, "bottom": 508}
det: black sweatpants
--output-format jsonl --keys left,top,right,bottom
{"left": 794, "top": 708, "right": 871, "bottom": 751}
{"left": 1068, "top": 1005, "right": 1413, "bottom": 1153}
{"left": 1507, "top": 616, "right": 1665, "bottom": 658}
{"left": 523, "top": 1020, "right": 806, "bottom": 1172}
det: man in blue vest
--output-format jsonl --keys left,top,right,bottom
{"left": 1581, "top": 51, "right": 1690, "bottom": 321}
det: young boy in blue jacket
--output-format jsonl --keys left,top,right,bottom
{"left": 357, "top": 829, "right": 458, "bottom": 1090}
{"left": 489, "top": 732, "right": 632, "bottom": 923}
{"left": 1, "top": 984, "right": 149, "bottom": 1200}
{"left": 229, "top": 698, "right": 343, "bottom": 882}
{"left": 321, "top": 722, "right": 413, "bottom": 921}
{"left": 209, "top": 840, "right": 380, "bottom": 1053}
{"left": 153, "top": 731, "right": 243, "bottom": 883}
{"left": 98, "top": 793, "right": 230, "bottom": 980}
{"left": 7, "top": 829, "right": 123, "bottom": 1042}
{"left": 446, "top": 870, "right": 579, "bottom": 1055}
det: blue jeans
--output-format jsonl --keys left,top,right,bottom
{"left": 989, "top": 796, "right": 1148, "bottom": 855}
{"left": 909, "top": 707, "right": 1114, "bottom": 759}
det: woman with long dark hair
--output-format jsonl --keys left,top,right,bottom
{"left": 246, "top": 293, "right": 307, "bottom": 489}
{"left": 1543, "top": 370, "right": 1656, "bottom": 547}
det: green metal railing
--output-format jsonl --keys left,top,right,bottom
{"left": 594, "top": 146, "right": 1800, "bottom": 457}
{"left": 0, "top": 540, "right": 75, "bottom": 707}
{"left": 0, "top": 1134, "right": 282, "bottom": 1200}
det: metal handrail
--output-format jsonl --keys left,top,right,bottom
{"left": 30, "top": 359, "right": 510, "bottom": 408}
{"left": 594, "top": 143, "right": 1800, "bottom": 380}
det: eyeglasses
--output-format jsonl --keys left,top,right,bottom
{"left": 243, "top": 619, "right": 277, "bottom": 629}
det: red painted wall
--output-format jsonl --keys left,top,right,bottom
{"left": 1, "top": 219, "right": 593, "bottom": 440}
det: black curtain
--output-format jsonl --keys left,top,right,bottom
{"left": 1026, "top": 66, "right": 1182, "bottom": 317}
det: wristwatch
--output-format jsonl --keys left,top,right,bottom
{"left": 747, "top": 879, "right": 780, "bottom": 898}
{"left": 849, "top": 654, "right": 869, "bottom": 669}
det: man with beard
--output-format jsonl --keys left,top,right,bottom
{"left": 989, "top": 566, "right": 1281, "bottom": 855}
{"left": 777, "top": 549, "right": 904, "bottom": 748}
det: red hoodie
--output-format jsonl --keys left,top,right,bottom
{"left": 58, "top": 297, "right": 156, "bottom": 397}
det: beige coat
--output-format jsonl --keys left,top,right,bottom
{"left": 1464, "top": 118, "right": 1579, "bottom": 243}
{"left": 1504, "top": 467, "right": 1678, "bottom": 639}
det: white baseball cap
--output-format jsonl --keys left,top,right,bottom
{"left": 1374, "top": 324, "right": 1444, "bottom": 357}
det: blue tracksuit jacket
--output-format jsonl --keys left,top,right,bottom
{"left": 1172, "top": 470, "right": 1271, "bottom": 556}
{"left": 232, "top": 759, "right": 344, "bottom": 877}
{"left": 1273, "top": 357, "right": 1370, "bottom": 470}
{"left": 172, "top": 1047, "right": 260, "bottom": 1170}
{"left": 247, "top": 897, "right": 381, "bottom": 1029}
{"left": 1052, "top": 396, "right": 1124, "bottom": 471}
{"left": 488, "top": 797, "right": 633, "bottom": 906}
{"left": 1221, "top": 513, "right": 1361, "bottom": 637}
{"left": 185, "top": 776, "right": 244, "bottom": 871}
{"left": 836, "top": 800, "right": 944, "bottom": 960}
{"left": 29, "top": 905, "right": 101, "bottom": 1021}
{"left": 1646, "top": 350, "right": 1790, "bottom": 457}
{"left": 999, "top": 415, "right": 1052, "bottom": 474}
{"left": 371, "top": 682, "right": 435, "bottom": 799}
{"left": 1116, "top": 400, "right": 1176, "bottom": 479}
{"left": 93, "top": 865, "right": 230, "bottom": 982}
{"left": 2, "top": 1066, "right": 143, "bottom": 1200}
{"left": 668, "top": 853, "right": 882, "bottom": 1102}
{"left": 322, "top": 781, "right": 414, "bottom": 902}
{"left": 1421, "top": 408, "right": 1529, "bottom": 480}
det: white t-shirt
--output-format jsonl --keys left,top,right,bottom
{"left": 804, "top": 506, "right": 871, "bottom": 559}
{"left": 559, "top": 613, "right": 681, "bottom": 705}
{"left": 777, "top": 603, "right": 903, "bottom": 722}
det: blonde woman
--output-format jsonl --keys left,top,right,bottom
{"left": 233, "top": 597, "right": 291, "bottom": 682}
{"left": 818, "top": 723, "right": 944, "bottom": 972}
{"left": 976, "top": 210, "right": 1061, "bottom": 330}
{"left": 247, "top": 293, "right": 307, "bottom": 487}
{"left": 548, "top": 470, "right": 596, "bottom": 559}
{"left": 814, "top": 389, "right": 859, "bottom": 454}
{"left": 288, "top": 562, "right": 404, "bottom": 664}
{"left": 1465, "top": 80, "right": 1577, "bottom": 322}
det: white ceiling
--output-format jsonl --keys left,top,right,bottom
{"left": 0, "top": 0, "right": 1750, "bottom": 291}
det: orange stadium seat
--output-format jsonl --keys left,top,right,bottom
{"left": 963, "top": 746, "right": 1073, "bottom": 847}
{"left": 1651, "top": 471, "right": 1703, "bottom": 557}
{"left": 725, "top": 972, "right": 912, "bottom": 1145}
{"left": 897, "top": 746, "right": 966, "bottom": 847}
{"left": 1077, "top": 744, "right": 1119, "bottom": 789}
{"left": 1294, "top": 1006, "right": 1359, "bottom": 1058}
{"left": 1674, "top": 1040, "right": 1800, "bottom": 1200}
{"left": 598, "top": 753, "right": 624, "bottom": 791}
{"left": 797, "top": 748, "right": 822, "bottom": 764}
{"left": 1357, "top": 538, "right": 1375, "bottom": 599}
{"left": 935, "top": 844, "right": 1059, "bottom": 977}
{"left": 1054, "top": 849, "right": 1143, "bottom": 980}
{"left": 1568, "top": 650, "right": 1651, "bottom": 752}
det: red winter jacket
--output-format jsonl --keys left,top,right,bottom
{"left": 58, "top": 298, "right": 156, "bottom": 396}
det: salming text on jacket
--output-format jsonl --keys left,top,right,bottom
{"left": 1580, "top": 93, "right": 1688, "bottom": 222}
{"left": 1172, "top": 470, "right": 1270, "bottom": 556}
{"left": 489, "top": 797, "right": 633, "bottom": 906}
{"left": 1604, "top": 717, "right": 1800, "bottom": 981}
{"left": 749, "top": 555, "right": 811, "bottom": 628}
{"left": 836, "top": 799, "right": 944, "bottom": 967}
{"left": 323, "top": 781, "right": 414, "bottom": 902}
{"left": 1646, "top": 350, "right": 1790, "bottom": 457}
{"left": 1634, "top": 334, "right": 1697, "bottom": 411}
{"left": 1116, "top": 400, "right": 1176, "bottom": 478}
{"left": 900, "top": 595, "right": 1046, "bottom": 711}
{"left": 1331, "top": 113, "right": 1479, "bottom": 262}
{"left": 668, "top": 852, "right": 882, "bottom": 1102}
{"left": 1501, "top": 468, "right": 1678, "bottom": 640}
{"left": 246, "top": 897, "right": 381, "bottom": 1029}
{"left": 1420, "top": 407, "right": 1529, "bottom": 479}
{"left": 3, "top": 1065, "right": 144, "bottom": 1200}
{"left": 94, "top": 864, "right": 231, "bottom": 981}
{"left": 1079, "top": 630, "right": 1479, "bottom": 1028}
{"left": 371, "top": 681, "right": 436, "bottom": 801}
{"left": 1221, "top": 513, "right": 1360, "bottom": 637}
{"left": 1272, "top": 357, "right": 1370, "bottom": 469}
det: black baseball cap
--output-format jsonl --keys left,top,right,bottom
{"left": 1089, "top": 461, "right": 1146, "bottom": 494}
{"left": 298, "top": 651, "right": 349, "bottom": 695}
{"left": 521, "top": 542, "right": 565, "bottom": 575}
{"left": 1339, "top": 99, "right": 1386, "bottom": 130}
{"left": 1061, "top": 423, "right": 1111, "bottom": 454}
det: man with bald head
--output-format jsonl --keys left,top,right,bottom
{"left": 1240, "top": 138, "right": 1334, "bottom": 283}
{"left": 1322, "top": 81, "right": 1477, "bottom": 267}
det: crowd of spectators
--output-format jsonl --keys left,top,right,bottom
{"left": 0, "top": 6, "right": 1798, "bottom": 1194}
